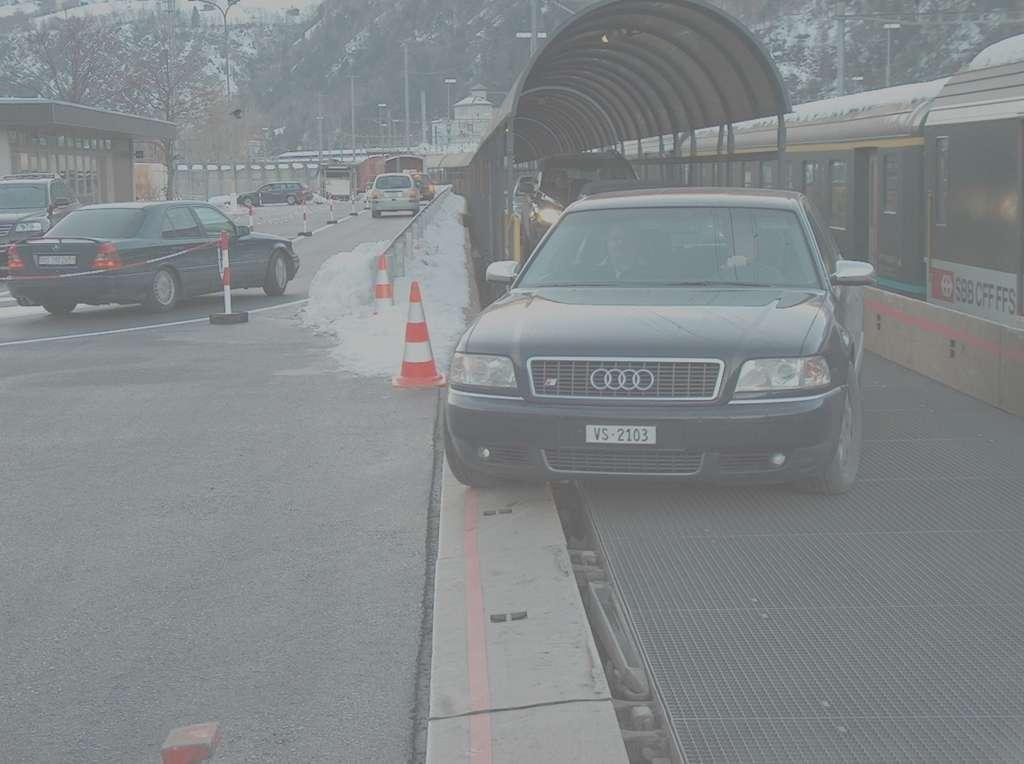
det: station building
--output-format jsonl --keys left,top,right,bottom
{"left": 0, "top": 99, "right": 176, "bottom": 203}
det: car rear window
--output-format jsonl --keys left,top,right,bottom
{"left": 46, "top": 208, "right": 146, "bottom": 239}
{"left": 516, "top": 206, "right": 821, "bottom": 289}
{"left": 0, "top": 184, "right": 48, "bottom": 209}
{"left": 375, "top": 175, "right": 413, "bottom": 190}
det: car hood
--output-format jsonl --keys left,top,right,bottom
{"left": 245, "top": 231, "right": 292, "bottom": 245}
{"left": 463, "top": 287, "right": 831, "bottom": 363}
{"left": 0, "top": 208, "right": 47, "bottom": 224}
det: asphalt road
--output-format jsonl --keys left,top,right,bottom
{"left": 0, "top": 203, "right": 439, "bottom": 761}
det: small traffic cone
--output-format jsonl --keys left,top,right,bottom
{"left": 393, "top": 281, "right": 446, "bottom": 389}
{"left": 374, "top": 254, "right": 394, "bottom": 313}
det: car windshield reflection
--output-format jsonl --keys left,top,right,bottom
{"left": 516, "top": 207, "right": 822, "bottom": 290}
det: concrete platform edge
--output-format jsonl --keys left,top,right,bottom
{"left": 425, "top": 466, "right": 628, "bottom": 764}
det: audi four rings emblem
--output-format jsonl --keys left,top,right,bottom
{"left": 589, "top": 368, "right": 655, "bottom": 392}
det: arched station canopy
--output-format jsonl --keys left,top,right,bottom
{"left": 487, "top": 0, "right": 791, "bottom": 162}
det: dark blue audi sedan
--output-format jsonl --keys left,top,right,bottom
{"left": 5, "top": 201, "right": 299, "bottom": 315}
{"left": 445, "top": 189, "right": 876, "bottom": 494}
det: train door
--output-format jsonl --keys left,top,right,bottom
{"left": 866, "top": 150, "right": 881, "bottom": 269}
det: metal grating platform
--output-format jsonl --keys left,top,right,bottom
{"left": 582, "top": 355, "right": 1024, "bottom": 763}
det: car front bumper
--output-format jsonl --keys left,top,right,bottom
{"left": 445, "top": 387, "right": 847, "bottom": 483}
{"left": 8, "top": 271, "right": 151, "bottom": 306}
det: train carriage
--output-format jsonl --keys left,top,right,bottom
{"left": 627, "top": 79, "right": 948, "bottom": 299}
{"left": 923, "top": 45, "right": 1024, "bottom": 325}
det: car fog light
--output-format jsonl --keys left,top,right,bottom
{"left": 770, "top": 453, "right": 787, "bottom": 467}
{"left": 478, "top": 447, "right": 492, "bottom": 460}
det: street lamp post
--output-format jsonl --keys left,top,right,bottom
{"left": 884, "top": 23, "right": 901, "bottom": 87}
{"left": 190, "top": 0, "right": 242, "bottom": 197}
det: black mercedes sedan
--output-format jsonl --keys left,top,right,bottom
{"left": 5, "top": 201, "right": 299, "bottom": 315}
{"left": 445, "top": 189, "right": 876, "bottom": 494}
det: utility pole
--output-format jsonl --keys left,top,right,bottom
{"left": 316, "top": 92, "right": 324, "bottom": 166}
{"left": 403, "top": 41, "right": 411, "bottom": 151}
{"left": 836, "top": 1, "right": 846, "bottom": 96}
{"left": 530, "top": 0, "right": 539, "bottom": 55}
{"left": 420, "top": 90, "right": 427, "bottom": 147}
{"left": 349, "top": 76, "right": 357, "bottom": 160}
{"left": 884, "top": 22, "right": 901, "bottom": 87}
{"left": 316, "top": 92, "right": 324, "bottom": 197}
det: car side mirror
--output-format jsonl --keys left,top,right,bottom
{"left": 234, "top": 224, "right": 251, "bottom": 238}
{"left": 485, "top": 260, "right": 518, "bottom": 285}
{"left": 53, "top": 198, "right": 70, "bottom": 207}
{"left": 830, "top": 259, "right": 876, "bottom": 287}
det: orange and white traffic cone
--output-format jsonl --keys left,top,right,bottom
{"left": 374, "top": 254, "right": 394, "bottom": 313}
{"left": 393, "top": 281, "right": 446, "bottom": 389}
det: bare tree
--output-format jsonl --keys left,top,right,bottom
{"left": 0, "top": 17, "right": 127, "bottom": 104}
{"left": 113, "top": 22, "right": 223, "bottom": 199}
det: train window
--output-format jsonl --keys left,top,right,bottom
{"left": 760, "top": 161, "right": 776, "bottom": 189}
{"left": 784, "top": 162, "right": 795, "bottom": 190}
{"left": 830, "top": 160, "right": 848, "bottom": 228}
{"left": 803, "top": 161, "right": 819, "bottom": 190}
{"left": 743, "top": 162, "right": 755, "bottom": 188}
{"left": 884, "top": 155, "right": 899, "bottom": 213}
{"left": 730, "top": 162, "right": 743, "bottom": 187}
{"left": 935, "top": 137, "right": 949, "bottom": 226}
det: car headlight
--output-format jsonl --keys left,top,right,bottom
{"left": 450, "top": 352, "right": 517, "bottom": 389}
{"left": 534, "top": 206, "right": 561, "bottom": 226}
{"left": 13, "top": 221, "right": 44, "bottom": 233}
{"left": 735, "top": 356, "right": 831, "bottom": 394}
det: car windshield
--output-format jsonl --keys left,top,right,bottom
{"left": 46, "top": 208, "right": 146, "bottom": 239}
{"left": 516, "top": 206, "right": 821, "bottom": 289}
{"left": 376, "top": 175, "right": 412, "bottom": 190}
{"left": 0, "top": 184, "right": 47, "bottom": 209}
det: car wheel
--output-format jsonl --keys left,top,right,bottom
{"left": 42, "top": 301, "right": 77, "bottom": 316}
{"left": 372, "top": 210, "right": 381, "bottom": 218}
{"left": 142, "top": 267, "right": 180, "bottom": 313}
{"left": 444, "top": 427, "right": 500, "bottom": 489}
{"left": 797, "top": 377, "right": 863, "bottom": 495}
{"left": 263, "top": 251, "right": 289, "bottom": 296}
{"left": 286, "top": 194, "right": 298, "bottom": 205}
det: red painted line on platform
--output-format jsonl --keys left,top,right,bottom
{"left": 865, "top": 298, "right": 1024, "bottom": 362}
{"left": 463, "top": 488, "right": 493, "bottom": 764}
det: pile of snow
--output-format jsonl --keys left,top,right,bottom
{"left": 969, "top": 33, "right": 1024, "bottom": 70}
{"left": 302, "top": 193, "right": 470, "bottom": 378}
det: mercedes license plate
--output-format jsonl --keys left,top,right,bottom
{"left": 37, "top": 255, "right": 76, "bottom": 266}
{"left": 585, "top": 425, "right": 656, "bottom": 445}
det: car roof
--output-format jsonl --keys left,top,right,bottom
{"left": 567, "top": 187, "right": 806, "bottom": 212}
{"left": 376, "top": 173, "right": 411, "bottom": 178}
{"left": 0, "top": 178, "right": 50, "bottom": 185}
{"left": 72, "top": 201, "right": 220, "bottom": 211}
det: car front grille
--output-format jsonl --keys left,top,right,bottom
{"left": 529, "top": 357, "right": 723, "bottom": 401}
{"left": 486, "top": 445, "right": 530, "bottom": 465}
{"left": 718, "top": 452, "right": 783, "bottom": 473}
{"left": 543, "top": 448, "right": 704, "bottom": 476}
{"left": 0, "top": 224, "right": 12, "bottom": 238}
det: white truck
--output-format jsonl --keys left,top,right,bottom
{"left": 319, "top": 165, "right": 353, "bottom": 200}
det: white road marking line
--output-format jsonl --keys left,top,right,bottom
{"left": 0, "top": 298, "right": 311, "bottom": 348}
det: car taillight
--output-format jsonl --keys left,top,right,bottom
{"left": 408, "top": 189, "right": 419, "bottom": 200}
{"left": 371, "top": 191, "right": 380, "bottom": 200}
{"left": 6, "top": 244, "right": 25, "bottom": 270}
{"left": 92, "top": 242, "right": 122, "bottom": 270}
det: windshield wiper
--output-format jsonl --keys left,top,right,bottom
{"left": 527, "top": 282, "right": 623, "bottom": 288}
